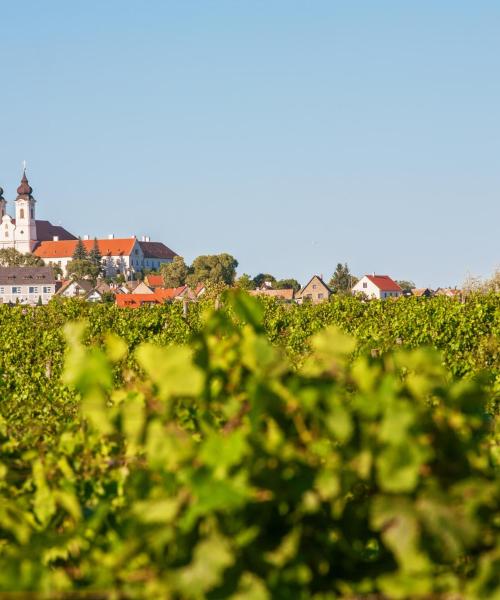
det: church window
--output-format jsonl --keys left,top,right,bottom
{"left": 31, "top": 209, "right": 34, "bottom": 218}
{"left": 20, "top": 230, "right": 24, "bottom": 235}
{"left": 19, "top": 209, "right": 24, "bottom": 219}
{"left": 4, "top": 231, "right": 8, "bottom": 238}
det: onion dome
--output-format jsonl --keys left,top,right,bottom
{"left": 16, "top": 171, "right": 33, "bottom": 198}
{"left": 0, "top": 186, "right": 4, "bottom": 200}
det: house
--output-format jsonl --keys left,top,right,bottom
{"left": 352, "top": 275, "right": 403, "bottom": 299}
{"left": 249, "top": 288, "right": 295, "bottom": 302}
{"left": 435, "top": 288, "right": 462, "bottom": 298}
{"left": 34, "top": 236, "right": 177, "bottom": 278}
{"left": 85, "top": 281, "right": 112, "bottom": 303}
{"left": 411, "top": 288, "right": 433, "bottom": 298}
{"left": 115, "top": 293, "right": 163, "bottom": 308}
{"left": 56, "top": 279, "right": 94, "bottom": 298}
{"left": 295, "top": 275, "right": 332, "bottom": 304}
{"left": 0, "top": 266, "right": 59, "bottom": 305}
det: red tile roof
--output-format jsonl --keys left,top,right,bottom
{"left": 365, "top": 275, "right": 402, "bottom": 292}
{"left": 115, "top": 293, "right": 162, "bottom": 308}
{"left": 155, "top": 286, "right": 189, "bottom": 300}
{"left": 34, "top": 238, "right": 137, "bottom": 259}
{"left": 145, "top": 274, "right": 164, "bottom": 288}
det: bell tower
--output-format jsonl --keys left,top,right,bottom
{"left": 0, "top": 185, "right": 6, "bottom": 218}
{"left": 14, "top": 169, "right": 37, "bottom": 253}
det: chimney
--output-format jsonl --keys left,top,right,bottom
{"left": 108, "top": 234, "right": 114, "bottom": 240}
{"left": 83, "top": 234, "right": 89, "bottom": 240}
{"left": 52, "top": 235, "right": 59, "bottom": 241}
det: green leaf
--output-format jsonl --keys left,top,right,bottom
{"left": 136, "top": 344, "right": 204, "bottom": 400}
{"left": 174, "top": 531, "right": 234, "bottom": 597}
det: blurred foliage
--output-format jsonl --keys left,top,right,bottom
{"left": 0, "top": 292, "right": 497, "bottom": 597}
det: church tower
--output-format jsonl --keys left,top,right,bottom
{"left": 14, "top": 170, "right": 37, "bottom": 253}
{"left": 0, "top": 184, "right": 6, "bottom": 218}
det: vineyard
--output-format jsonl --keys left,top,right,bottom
{"left": 0, "top": 292, "right": 498, "bottom": 598}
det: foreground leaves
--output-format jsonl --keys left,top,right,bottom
{"left": 0, "top": 291, "right": 497, "bottom": 598}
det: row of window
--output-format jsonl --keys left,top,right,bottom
{"left": 0, "top": 286, "right": 53, "bottom": 294}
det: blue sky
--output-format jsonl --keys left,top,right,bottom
{"left": 0, "top": 1, "right": 499, "bottom": 287}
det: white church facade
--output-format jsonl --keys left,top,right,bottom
{"left": 0, "top": 170, "right": 177, "bottom": 277}
{"left": 0, "top": 171, "right": 77, "bottom": 253}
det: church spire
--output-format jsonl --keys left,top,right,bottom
{"left": 16, "top": 168, "right": 33, "bottom": 199}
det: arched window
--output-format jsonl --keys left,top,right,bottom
{"left": 30, "top": 209, "right": 34, "bottom": 218}
{"left": 19, "top": 208, "right": 24, "bottom": 219}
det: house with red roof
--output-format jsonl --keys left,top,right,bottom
{"left": 115, "top": 293, "right": 163, "bottom": 308}
{"left": 34, "top": 236, "right": 176, "bottom": 278}
{"left": 352, "top": 274, "right": 403, "bottom": 299}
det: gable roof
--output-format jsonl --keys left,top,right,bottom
{"left": 138, "top": 241, "right": 177, "bottom": 259}
{"left": 35, "top": 220, "right": 77, "bottom": 242}
{"left": 131, "top": 281, "right": 154, "bottom": 294}
{"left": 365, "top": 275, "right": 402, "bottom": 292}
{"left": 0, "top": 266, "right": 56, "bottom": 285}
{"left": 296, "top": 275, "right": 331, "bottom": 297}
{"left": 34, "top": 238, "right": 137, "bottom": 259}
{"left": 57, "top": 279, "right": 94, "bottom": 295}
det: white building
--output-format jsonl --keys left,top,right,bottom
{"left": 0, "top": 266, "right": 59, "bottom": 305}
{"left": 34, "top": 236, "right": 176, "bottom": 278}
{"left": 0, "top": 171, "right": 76, "bottom": 253}
{"left": 352, "top": 274, "right": 403, "bottom": 299}
{"left": 0, "top": 170, "right": 177, "bottom": 277}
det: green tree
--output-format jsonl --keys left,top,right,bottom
{"left": 160, "top": 256, "right": 189, "bottom": 288}
{"left": 396, "top": 280, "right": 416, "bottom": 291}
{"left": 275, "top": 278, "right": 301, "bottom": 293}
{"left": 329, "top": 263, "right": 357, "bottom": 294}
{"left": 72, "top": 237, "right": 88, "bottom": 261}
{"left": 66, "top": 259, "right": 100, "bottom": 281}
{"left": 0, "top": 248, "right": 45, "bottom": 267}
{"left": 235, "top": 273, "right": 253, "bottom": 290}
{"left": 252, "top": 273, "right": 276, "bottom": 289}
{"left": 187, "top": 253, "right": 238, "bottom": 287}
{"left": 88, "top": 238, "right": 102, "bottom": 269}
{"left": 100, "top": 291, "right": 116, "bottom": 303}
{"left": 51, "top": 264, "right": 63, "bottom": 279}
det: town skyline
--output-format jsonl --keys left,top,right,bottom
{"left": 1, "top": 2, "right": 499, "bottom": 288}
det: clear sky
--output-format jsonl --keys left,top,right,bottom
{"left": 0, "top": 1, "right": 499, "bottom": 287}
